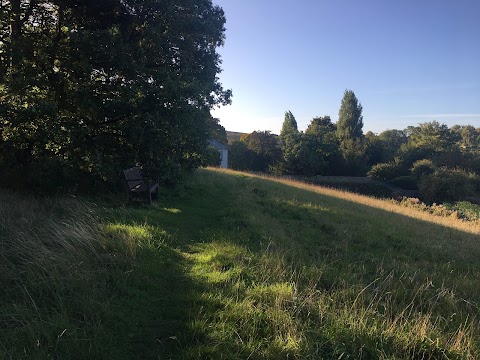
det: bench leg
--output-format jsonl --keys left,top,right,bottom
{"left": 148, "top": 191, "right": 152, "bottom": 205}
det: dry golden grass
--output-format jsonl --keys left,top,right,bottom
{"left": 210, "top": 167, "right": 480, "bottom": 235}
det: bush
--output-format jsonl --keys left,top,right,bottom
{"left": 367, "top": 161, "right": 408, "bottom": 180}
{"left": 410, "top": 159, "right": 436, "bottom": 180}
{"left": 419, "top": 169, "right": 474, "bottom": 203}
{"left": 204, "top": 146, "right": 221, "bottom": 167}
{"left": 390, "top": 176, "right": 418, "bottom": 190}
{"left": 446, "top": 201, "right": 480, "bottom": 222}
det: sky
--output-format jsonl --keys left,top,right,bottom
{"left": 210, "top": 0, "right": 480, "bottom": 135}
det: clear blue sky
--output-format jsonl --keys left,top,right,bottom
{"left": 211, "top": 0, "right": 480, "bottom": 135}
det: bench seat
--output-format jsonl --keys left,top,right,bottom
{"left": 123, "top": 167, "right": 159, "bottom": 204}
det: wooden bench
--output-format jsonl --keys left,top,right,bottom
{"left": 123, "top": 167, "right": 159, "bottom": 205}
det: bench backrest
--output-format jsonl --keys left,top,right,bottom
{"left": 123, "top": 167, "right": 143, "bottom": 190}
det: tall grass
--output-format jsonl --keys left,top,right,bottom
{"left": 0, "top": 191, "right": 108, "bottom": 358}
{"left": 2, "top": 169, "right": 480, "bottom": 359}
{"left": 213, "top": 168, "right": 480, "bottom": 234}
{"left": 183, "top": 169, "right": 480, "bottom": 359}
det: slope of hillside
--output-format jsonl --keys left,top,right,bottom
{"left": 226, "top": 130, "right": 247, "bottom": 143}
{"left": 1, "top": 168, "right": 479, "bottom": 359}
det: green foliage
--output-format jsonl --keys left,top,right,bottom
{"left": 451, "top": 125, "right": 480, "bottom": 151}
{"left": 208, "top": 117, "right": 228, "bottom": 144}
{"left": 411, "top": 159, "right": 436, "bottom": 180}
{"left": 378, "top": 129, "right": 408, "bottom": 157}
{"left": 364, "top": 131, "right": 385, "bottom": 166}
{"left": 240, "top": 131, "right": 281, "bottom": 172}
{"left": 336, "top": 89, "right": 364, "bottom": 141}
{"left": 390, "top": 176, "right": 418, "bottom": 190}
{"left": 228, "top": 141, "right": 252, "bottom": 171}
{"left": 368, "top": 129, "right": 409, "bottom": 166}
{"left": 204, "top": 146, "right": 221, "bottom": 167}
{"left": 419, "top": 168, "right": 475, "bottom": 203}
{"left": 305, "top": 115, "right": 336, "bottom": 135}
{"left": 336, "top": 90, "right": 367, "bottom": 175}
{"left": 280, "top": 110, "right": 299, "bottom": 138}
{"left": 275, "top": 132, "right": 339, "bottom": 177}
{"left": 368, "top": 161, "right": 408, "bottom": 180}
{"left": 0, "top": 0, "right": 231, "bottom": 191}
{"left": 290, "top": 133, "right": 328, "bottom": 176}
{"left": 227, "top": 131, "right": 281, "bottom": 173}
{"left": 397, "top": 143, "right": 436, "bottom": 169}
{"left": 304, "top": 116, "right": 342, "bottom": 175}
{"left": 445, "top": 201, "right": 480, "bottom": 222}
{"left": 337, "top": 138, "right": 368, "bottom": 175}
{"left": 407, "top": 121, "right": 457, "bottom": 151}
{"left": 395, "top": 197, "right": 480, "bottom": 223}
{"left": 276, "top": 115, "right": 343, "bottom": 176}
{"left": 278, "top": 111, "right": 302, "bottom": 174}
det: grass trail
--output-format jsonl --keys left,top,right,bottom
{"left": 1, "top": 168, "right": 480, "bottom": 359}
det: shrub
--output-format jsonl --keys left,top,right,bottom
{"left": 446, "top": 201, "right": 480, "bottom": 222}
{"left": 419, "top": 168, "right": 474, "bottom": 203}
{"left": 367, "top": 161, "right": 408, "bottom": 180}
{"left": 390, "top": 176, "right": 418, "bottom": 190}
{"left": 204, "top": 146, "right": 221, "bottom": 167}
{"left": 410, "top": 159, "right": 436, "bottom": 180}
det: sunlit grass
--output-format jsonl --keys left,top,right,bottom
{"left": 210, "top": 167, "right": 480, "bottom": 235}
{"left": 2, "top": 168, "right": 480, "bottom": 359}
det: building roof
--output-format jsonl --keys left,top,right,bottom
{"left": 208, "top": 139, "right": 228, "bottom": 151}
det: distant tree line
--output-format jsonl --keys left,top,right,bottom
{"left": 0, "top": 0, "right": 230, "bottom": 192}
{"left": 228, "top": 90, "right": 480, "bottom": 203}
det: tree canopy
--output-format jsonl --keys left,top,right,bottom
{"left": 0, "top": 0, "right": 231, "bottom": 191}
{"left": 336, "top": 89, "right": 364, "bottom": 142}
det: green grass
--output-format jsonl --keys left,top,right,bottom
{"left": 446, "top": 201, "right": 480, "bottom": 222}
{"left": 1, "top": 168, "right": 480, "bottom": 359}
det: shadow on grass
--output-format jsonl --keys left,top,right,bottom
{"left": 94, "top": 169, "right": 480, "bottom": 359}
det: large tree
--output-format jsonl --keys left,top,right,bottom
{"left": 280, "top": 110, "right": 298, "bottom": 138}
{"left": 0, "top": 0, "right": 231, "bottom": 190}
{"left": 239, "top": 130, "right": 281, "bottom": 172}
{"left": 278, "top": 110, "right": 300, "bottom": 174}
{"left": 336, "top": 89, "right": 364, "bottom": 142}
{"left": 336, "top": 89, "right": 366, "bottom": 175}
{"left": 305, "top": 116, "right": 342, "bottom": 175}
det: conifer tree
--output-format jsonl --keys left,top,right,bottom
{"left": 336, "top": 90, "right": 364, "bottom": 142}
{"left": 336, "top": 90, "right": 367, "bottom": 175}
{"left": 278, "top": 111, "right": 300, "bottom": 174}
{"left": 280, "top": 111, "right": 299, "bottom": 138}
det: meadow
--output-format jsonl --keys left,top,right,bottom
{"left": 1, "top": 168, "right": 479, "bottom": 359}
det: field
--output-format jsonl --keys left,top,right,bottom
{"left": 226, "top": 131, "right": 248, "bottom": 143}
{"left": 1, "top": 168, "right": 480, "bottom": 359}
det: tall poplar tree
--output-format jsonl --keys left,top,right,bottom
{"left": 336, "top": 90, "right": 366, "bottom": 175}
{"left": 336, "top": 89, "right": 364, "bottom": 142}
{"left": 280, "top": 110, "right": 298, "bottom": 138}
{"left": 278, "top": 111, "right": 300, "bottom": 174}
